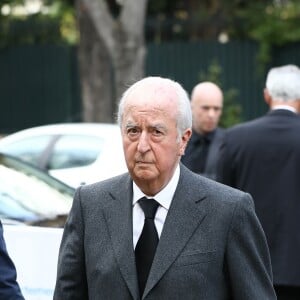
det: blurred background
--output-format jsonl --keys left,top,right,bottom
{"left": 1, "top": 0, "right": 300, "bottom": 134}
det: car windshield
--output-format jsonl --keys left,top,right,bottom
{"left": 0, "top": 153, "right": 74, "bottom": 224}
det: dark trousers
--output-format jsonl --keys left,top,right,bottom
{"left": 274, "top": 285, "right": 300, "bottom": 300}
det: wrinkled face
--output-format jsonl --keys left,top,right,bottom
{"left": 191, "top": 93, "right": 223, "bottom": 134}
{"left": 121, "top": 83, "right": 191, "bottom": 194}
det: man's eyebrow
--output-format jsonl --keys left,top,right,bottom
{"left": 150, "top": 124, "right": 167, "bottom": 131}
{"left": 125, "top": 123, "right": 166, "bottom": 130}
{"left": 125, "top": 122, "right": 137, "bottom": 128}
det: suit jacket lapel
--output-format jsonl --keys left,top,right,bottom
{"left": 102, "top": 174, "right": 139, "bottom": 300}
{"left": 144, "top": 166, "right": 208, "bottom": 297}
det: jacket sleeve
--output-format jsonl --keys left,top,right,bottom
{"left": 0, "top": 221, "right": 25, "bottom": 300}
{"left": 53, "top": 186, "right": 89, "bottom": 300}
{"left": 226, "top": 193, "right": 276, "bottom": 299}
{"left": 216, "top": 131, "right": 236, "bottom": 187}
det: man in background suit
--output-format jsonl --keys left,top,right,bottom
{"left": 0, "top": 220, "right": 24, "bottom": 300}
{"left": 54, "top": 76, "right": 276, "bottom": 299}
{"left": 181, "top": 81, "right": 224, "bottom": 180}
{"left": 217, "top": 64, "right": 300, "bottom": 300}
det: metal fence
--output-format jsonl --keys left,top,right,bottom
{"left": 0, "top": 44, "right": 81, "bottom": 133}
{"left": 147, "top": 40, "right": 265, "bottom": 122}
{"left": 1, "top": 41, "right": 300, "bottom": 133}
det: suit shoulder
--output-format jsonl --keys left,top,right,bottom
{"left": 216, "top": 127, "right": 225, "bottom": 134}
{"left": 185, "top": 167, "right": 251, "bottom": 205}
{"left": 182, "top": 175, "right": 255, "bottom": 229}
{"left": 205, "top": 178, "right": 251, "bottom": 202}
{"left": 214, "top": 127, "right": 226, "bottom": 139}
{"left": 201, "top": 179, "right": 255, "bottom": 220}
{"left": 226, "top": 117, "right": 265, "bottom": 134}
{"left": 79, "top": 172, "right": 130, "bottom": 195}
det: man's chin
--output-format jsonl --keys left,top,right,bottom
{"left": 133, "top": 168, "right": 157, "bottom": 180}
{"left": 204, "top": 125, "right": 216, "bottom": 132}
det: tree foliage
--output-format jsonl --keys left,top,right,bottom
{"left": 232, "top": 1, "right": 300, "bottom": 72}
{"left": 146, "top": 0, "right": 300, "bottom": 72}
{"left": 2, "top": 1, "right": 300, "bottom": 46}
{"left": 0, "top": 0, "right": 77, "bottom": 47}
{"left": 2, "top": 0, "right": 300, "bottom": 68}
{"left": 199, "top": 60, "right": 242, "bottom": 128}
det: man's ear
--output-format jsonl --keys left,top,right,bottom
{"left": 296, "top": 101, "right": 300, "bottom": 114}
{"left": 263, "top": 89, "right": 272, "bottom": 106}
{"left": 179, "top": 128, "right": 192, "bottom": 156}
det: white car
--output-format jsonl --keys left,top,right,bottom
{"left": 0, "top": 152, "right": 74, "bottom": 225}
{"left": 0, "top": 123, "right": 127, "bottom": 188}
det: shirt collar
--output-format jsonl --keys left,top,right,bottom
{"left": 191, "top": 129, "right": 215, "bottom": 143}
{"left": 132, "top": 164, "right": 180, "bottom": 210}
{"left": 272, "top": 105, "right": 297, "bottom": 113}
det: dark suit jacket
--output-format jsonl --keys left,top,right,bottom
{"left": 181, "top": 128, "right": 224, "bottom": 180}
{"left": 54, "top": 164, "right": 275, "bottom": 300}
{"left": 0, "top": 221, "right": 24, "bottom": 300}
{"left": 217, "top": 109, "right": 300, "bottom": 287}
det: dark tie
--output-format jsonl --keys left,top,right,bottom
{"left": 135, "top": 197, "right": 159, "bottom": 295}
{"left": 190, "top": 135, "right": 209, "bottom": 173}
{"left": 198, "top": 135, "right": 210, "bottom": 173}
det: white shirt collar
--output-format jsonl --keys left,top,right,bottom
{"left": 272, "top": 105, "right": 297, "bottom": 113}
{"left": 132, "top": 164, "right": 180, "bottom": 210}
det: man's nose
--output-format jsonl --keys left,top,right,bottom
{"left": 137, "top": 132, "right": 150, "bottom": 153}
{"left": 208, "top": 108, "right": 217, "bottom": 117}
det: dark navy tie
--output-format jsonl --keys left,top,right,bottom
{"left": 135, "top": 197, "right": 159, "bottom": 295}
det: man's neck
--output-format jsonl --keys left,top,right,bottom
{"left": 193, "top": 128, "right": 216, "bottom": 136}
{"left": 271, "top": 101, "right": 299, "bottom": 113}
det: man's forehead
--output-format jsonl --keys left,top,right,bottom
{"left": 125, "top": 80, "right": 177, "bottom": 102}
{"left": 200, "top": 103, "right": 223, "bottom": 108}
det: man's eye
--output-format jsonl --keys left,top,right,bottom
{"left": 153, "top": 130, "right": 162, "bottom": 136}
{"left": 127, "top": 128, "right": 139, "bottom": 135}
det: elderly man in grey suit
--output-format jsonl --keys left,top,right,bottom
{"left": 54, "top": 76, "right": 276, "bottom": 299}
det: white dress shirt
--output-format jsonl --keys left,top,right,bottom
{"left": 132, "top": 164, "right": 180, "bottom": 249}
{"left": 272, "top": 105, "right": 297, "bottom": 113}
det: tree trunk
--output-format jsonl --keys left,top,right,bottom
{"left": 112, "top": 27, "right": 146, "bottom": 113}
{"left": 76, "top": 2, "right": 115, "bottom": 122}
{"left": 76, "top": 0, "right": 148, "bottom": 123}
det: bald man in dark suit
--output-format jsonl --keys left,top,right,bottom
{"left": 181, "top": 82, "right": 224, "bottom": 180}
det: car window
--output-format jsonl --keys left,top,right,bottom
{"left": 0, "top": 155, "right": 74, "bottom": 222}
{"left": 48, "top": 135, "right": 104, "bottom": 169}
{"left": 0, "top": 135, "right": 53, "bottom": 167}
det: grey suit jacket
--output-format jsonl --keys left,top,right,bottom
{"left": 54, "top": 164, "right": 276, "bottom": 300}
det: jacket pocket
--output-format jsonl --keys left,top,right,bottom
{"left": 174, "top": 250, "right": 217, "bottom": 266}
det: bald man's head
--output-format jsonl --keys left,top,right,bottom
{"left": 190, "top": 82, "right": 223, "bottom": 134}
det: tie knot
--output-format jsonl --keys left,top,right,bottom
{"left": 139, "top": 197, "right": 159, "bottom": 219}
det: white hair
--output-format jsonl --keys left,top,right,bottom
{"left": 266, "top": 64, "right": 300, "bottom": 102}
{"left": 117, "top": 76, "right": 192, "bottom": 138}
